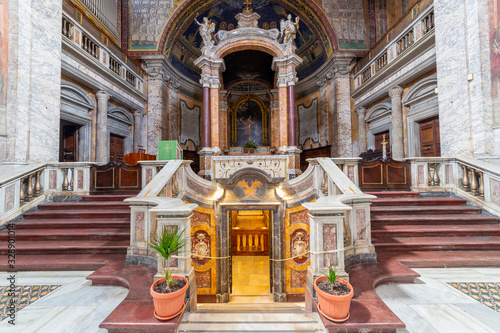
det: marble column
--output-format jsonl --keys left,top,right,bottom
{"left": 288, "top": 84, "right": 296, "bottom": 146}
{"left": 133, "top": 111, "right": 142, "bottom": 152}
{"left": 317, "top": 77, "right": 329, "bottom": 146}
{"left": 389, "top": 86, "right": 404, "bottom": 160}
{"left": 5, "top": 0, "right": 62, "bottom": 164}
{"left": 333, "top": 53, "right": 355, "bottom": 157}
{"left": 219, "top": 90, "right": 228, "bottom": 149}
{"left": 202, "top": 85, "right": 210, "bottom": 148}
{"left": 356, "top": 107, "right": 367, "bottom": 154}
{"left": 141, "top": 55, "right": 169, "bottom": 155}
{"left": 210, "top": 85, "right": 220, "bottom": 149}
{"left": 278, "top": 83, "right": 289, "bottom": 148}
{"left": 434, "top": 0, "right": 495, "bottom": 157}
{"left": 269, "top": 89, "right": 280, "bottom": 148}
{"left": 168, "top": 79, "right": 180, "bottom": 141}
{"left": 95, "top": 90, "right": 111, "bottom": 163}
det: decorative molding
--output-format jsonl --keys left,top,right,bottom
{"left": 213, "top": 156, "right": 287, "bottom": 180}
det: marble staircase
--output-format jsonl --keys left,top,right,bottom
{"left": 0, "top": 195, "right": 131, "bottom": 271}
{"left": 369, "top": 191, "right": 500, "bottom": 267}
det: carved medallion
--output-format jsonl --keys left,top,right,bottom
{"left": 191, "top": 230, "right": 210, "bottom": 266}
{"left": 291, "top": 229, "right": 309, "bottom": 265}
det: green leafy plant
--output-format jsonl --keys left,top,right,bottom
{"left": 147, "top": 225, "right": 188, "bottom": 289}
{"left": 243, "top": 141, "right": 258, "bottom": 149}
{"left": 321, "top": 265, "right": 338, "bottom": 285}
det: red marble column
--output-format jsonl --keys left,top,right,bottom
{"left": 202, "top": 87, "right": 210, "bottom": 147}
{"left": 287, "top": 84, "right": 296, "bottom": 147}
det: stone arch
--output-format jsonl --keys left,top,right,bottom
{"left": 402, "top": 75, "right": 438, "bottom": 157}
{"left": 60, "top": 81, "right": 96, "bottom": 162}
{"left": 365, "top": 102, "right": 392, "bottom": 150}
{"left": 215, "top": 39, "right": 284, "bottom": 59}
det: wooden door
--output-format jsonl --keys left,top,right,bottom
{"left": 419, "top": 117, "right": 440, "bottom": 157}
{"left": 374, "top": 131, "right": 390, "bottom": 153}
{"left": 62, "top": 125, "right": 79, "bottom": 162}
{"left": 110, "top": 134, "right": 125, "bottom": 163}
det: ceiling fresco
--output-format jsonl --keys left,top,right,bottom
{"left": 124, "top": 0, "right": 369, "bottom": 83}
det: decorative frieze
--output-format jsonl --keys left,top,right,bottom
{"left": 213, "top": 155, "right": 287, "bottom": 180}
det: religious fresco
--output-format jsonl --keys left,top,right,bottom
{"left": 489, "top": 0, "right": 500, "bottom": 102}
{"left": 0, "top": 0, "right": 8, "bottom": 107}
{"left": 323, "top": 0, "right": 368, "bottom": 50}
{"left": 298, "top": 98, "right": 319, "bottom": 146}
{"left": 179, "top": 100, "right": 201, "bottom": 148}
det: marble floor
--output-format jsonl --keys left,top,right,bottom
{"left": 376, "top": 267, "right": 500, "bottom": 333}
{"left": 232, "top": 256, "right": 271, "bottom": 296}
{"left": 0, "top": 271, "right": 127, "bottom": 333}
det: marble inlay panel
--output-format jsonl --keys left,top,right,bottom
{"left": 213, "top": 156, "right": 287, "bottom": 179}
{"left": 418, "top": 165, "right": 425, "bottom": 185}
{"left": 290, "top": 269, "right": 307, "bottom": 288}
{"left": 0, "top": 285, "right": 60, "bottom": 321}
{"left": 192, "top": 210, "right": 211, "bottom": 227}
{"left": 145, "top": 169, "right": 152, "bottom": 185}
{"left": 49, "top": 170, "right": 57, "bottom": 189}
{"left": 135, "top": 212, "right": 145, "bottom": 241}
{"left": 4, "top": 184, "right": 14, "bottom": 212}
{"left": 284, "top": 174, "right": 313, "bottom": 196}
{"left": 445, "top": 164, "right": 455, "bottom": 184}
{"left": 490, "top": 179, "right": 500, "bottom": 205}
{"left": 323, "top": 224, "right": 337, "bottom": 266}
{"left": 290, "top": 209, "right": 309, "bottom": 226}
{"left": 347, "top": 166, "right": 355, "bottom": 182}
{"left": 195, "top": 269, "right": 211, "bottom": 288}
{"left": 356, "top": 209, "right": 366, "bottom": 240}
{"left": 77, "top": 170, "right": 83, "bottom": 189}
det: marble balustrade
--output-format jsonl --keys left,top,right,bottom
{"left": 0, "top": 162, "right": 94, "bottom": 225}
{"left": 408, "top": 157, "right": 500, "bottom": 216}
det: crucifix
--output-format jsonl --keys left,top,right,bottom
{"left": 238, "top": 116, "right": 255, "bottom": 142}
{"left": 244, "top": 0, "right": 252, "bottom": 11}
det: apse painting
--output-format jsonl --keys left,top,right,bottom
{"left": 235, "top": 100, "right": 263, "bottom": 146}
{"left": 0, "top": 0, "right": 8, "bottom": 107}
{"left": 166, "top": 0, "right": 328, "bottom": 82}
{"left": 323, "top": 0, "right": 367, "bottom": 50}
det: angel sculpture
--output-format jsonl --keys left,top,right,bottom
{"left": 280, "top": 14, "right": 300, "bottom": 46}
{"left": 195, "top": 16, "right": 216, "bottom": 49}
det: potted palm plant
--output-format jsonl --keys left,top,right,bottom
{"left": 243, "top": 141, "right": 257, "bottom": 154}
{"left": 314, "top": 266, "right": 353, "bottom": 322}
{"left": 147, "top": 225, "right": 189, "bottom": 320}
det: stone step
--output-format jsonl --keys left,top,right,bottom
{"left": 365, "top": 191, "right": 420, "bottom": 198}
{"left": 370, "top": 197, "right": 467, "bottom": 206}
{"left": 371, "top": 214, "right": 499, "bottom": 225}
{"left": 0, "top": 253, "right": 125, "bottom": 271}
{"left": 371, "top": 205, "right": 482, "bottom": 216}
{"left": 23, "top": 209, "right": 130, "bottom": 219}
{"left": 0, "top": 240, "right": 129, "bottom": 255}
{"left": 178, "top": 312, "right": 326, "bottom": 332}
{"left": 82, "top": 195, "right": 134, "bottom": 201}
{"left": 0, "top": 228, "right": 129, "bottom": 241}
{"left": 12, "top": 218, "right": 130, "bottom": 229}
{"left": 377, "top": 250, "right": 500, "bottom": 268}
{"left": 37, "top": 201, "right": 131, "bottom": 211}
{"left": 372, "top": 224, "right": 500, "bottom": 237}
{"left": 374, "top": 236, "right": 500, "bottom": 251}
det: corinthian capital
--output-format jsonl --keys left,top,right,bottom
{"left": 388, "top": 85, "right": 404, "bottom": 98}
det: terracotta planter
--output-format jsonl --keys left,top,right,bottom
{"left": 314, "top": 275, "right": 353, "bottom": 322}
{"left": 150, "top": 276, "right": 188, "bottom": 320}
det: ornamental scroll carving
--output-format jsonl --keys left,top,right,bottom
{"left": 291, "top": 229, "right": 309, "bottom": 265}
{"left": 213, "top": 156, "right": 287, "bottom": 179}
{"left": 191, "top": 230, "right": 210, "bottom": 266}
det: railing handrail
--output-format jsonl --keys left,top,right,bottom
{"left": 0, "top": 163, "right": 47, "bottom": 186}
{"left": 406, "top": 156, "right": 500, "bottom": 177}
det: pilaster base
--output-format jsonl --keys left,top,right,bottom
{"left": 198, "top": 147, "right": 222, "bottom": 180}
{"left": 278, "top": 146, "right": 302, "bottom": 179}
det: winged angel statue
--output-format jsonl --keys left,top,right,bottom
{"left": 195, "top": 16, "right": 216, "bottom": 49}
{"left": 280, "top": 14, "right": 300, "bottom": 46}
